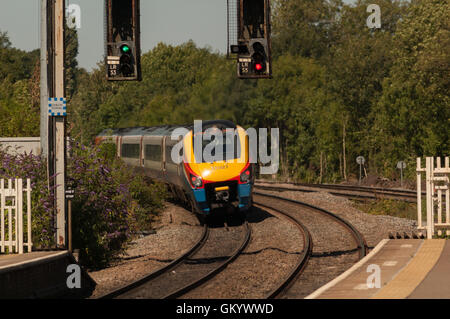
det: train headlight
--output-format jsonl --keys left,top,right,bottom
{"left": 240, "top": 168, "right": 251, "bottom": 183}
{"left": 190, "top": 174, "right": 203, "bottom": 188}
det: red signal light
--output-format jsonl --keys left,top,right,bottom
{"left": 255, "top": 63, "right": 263, "bottom": 71}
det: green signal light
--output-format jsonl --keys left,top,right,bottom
{"left": 121, "top": 45, "right": 131, "bottom": 54}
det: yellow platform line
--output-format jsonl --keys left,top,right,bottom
{"left": 373, "top": 240, "right": 446, "bottom": 299}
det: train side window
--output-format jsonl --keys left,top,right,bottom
{"left": 121, "top": 143, "right": 140, "bottom": 159}
{"left": 165, "top": 145, "right": 183, "bottom": 165}
{"left": 145, "top": 144, "right": 161, "bottom": 162}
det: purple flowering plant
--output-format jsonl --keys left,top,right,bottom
{"left": 0, "top": 146, "right": 56, "bottom": 248}
{"left": 68, "top": 141, "right": 165, "bottom": 269}
{"left": 0, "top": 142, "right": 165, "bottom": 269}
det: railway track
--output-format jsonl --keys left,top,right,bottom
{"left": 255, "top": 181, "right": 420, "bottom": 202}
{"left": 253, "top": 191, "right": 367, "bottom": 299}
{"left": 253, "top": 201, "right": 312, "bottom": 299}
{"left": 100, "top": 188, "right": 368, "bottom": 299}
{"left": 100, "top": 219, "right": 251, "bottom": 299}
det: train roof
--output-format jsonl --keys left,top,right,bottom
{"left": 98, "top": 120, "right": 237, "bottom": 137}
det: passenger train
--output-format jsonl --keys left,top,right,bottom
{"left": 96, "top": 120, "right": 255, "bottom": 216}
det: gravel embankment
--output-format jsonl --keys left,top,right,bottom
{"left": 256, "top": 186, "right": 418, "bottom": 248}
{"left": 88, "top": 186, "right": 418, "bottom": 299}
{"left": 88, "top": 202, "right": 203, "bottom": 298}
{"left": 183, "top": 207, "right": 304, "bottom": 299}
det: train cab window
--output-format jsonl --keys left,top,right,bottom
{"left": 121, "top": 143, "right": 140, "bottom": 159}
{"left": 145, "top": 144, "right": 162, "bottom": 162}
{"left": 193, "top": 133, "right": 241, "bottom": 163}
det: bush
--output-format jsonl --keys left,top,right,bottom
{"left": 68, "top": 142, "right": 165, "bottom": 269}
{"left": 0, "top": 142, "right": 165, "bottom": 269}
{"left": 0, "top": 147, "right": 56, "bottom": 248}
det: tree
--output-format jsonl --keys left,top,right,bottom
{"left": 70, "top": 42, "right": 251, "bottom": 142}
{"left": 271, "top": 0, "right": 339, "bottom": 58}
{"left": 371, "top": 0, "right": 450, "bottom": 176}
{"left": 324, "top": 0, "right": 408, "bottom": 176}
{"left": 0, "top": 31, "right": 40, "bottom": 137}
{"left": 0, "top": 31, "right": 11, "bottom": 49}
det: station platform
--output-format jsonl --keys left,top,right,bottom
{"left": 0, "top": 251, "right": 65, "bottom": 269}
{"left": 306, "top": 239, "right": 450, "bottom": 299}
{"left": 0, "top": 251, "right": 96, "bottom": 299}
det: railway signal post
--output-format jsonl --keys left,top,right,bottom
{"left": 230, "top": 0, "right": 272, "bottom": 79}
{"left": 105, "top": 0, "right": 142, "bottom": 81}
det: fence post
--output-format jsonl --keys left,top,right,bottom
{"left": 417, "top": 158, "right": 422, "bottom": 229}
{"left": 426, "top": 157, "right": 434, "bottom": 239}
{"left": 18, "top": 179, "right": 24, "bottom": 254}
{"left": 27, "top": 179, "right": 32, "bottom": 252}
{"left": 9, "top": 179, "right": 13, "bottom": 252}
{"left": 446, "top": 157, "right": 450, "bottom": 230}
{"left": 436, "top": 158, "right": 442, "bottom": 227}
{"left": 0, "top": 179, "right": 4, "bottom": 253}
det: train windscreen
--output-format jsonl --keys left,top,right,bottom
{"left": 193, "top": 131, "right": 241, "bottom": 163}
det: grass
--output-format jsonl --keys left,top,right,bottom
{"left": 352, "top": 198, "right": 422, "bottom": 221}
{"left": 353, "top": 199, "right": 450, "bottom": 239}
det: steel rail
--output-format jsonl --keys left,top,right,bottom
{"left": 255, "top": 183, "right": 419, "bottom": 202}
{"left": 256, "top": 180, "right": 419, "bottom": 195}
{"left": 98, "top": 223, "right": 209, "bottom": 299}
{"left": 163, "top": 221, "right": 252, "bottom": 299}
{"left": 253, "top": 201, "right": 313, "bottom": 299}
{"left": 254, "top": 192, "right": 368, "bottom": 260}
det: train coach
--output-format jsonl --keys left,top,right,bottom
{"left": 96, "top": 120, "right": 255, "bottom": 217}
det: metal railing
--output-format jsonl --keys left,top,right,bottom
{"left": 417, "top": 157, "right": 450, "bottom": 239}
{"left": 0, "top": 179, "right": 33, "bottom": 254}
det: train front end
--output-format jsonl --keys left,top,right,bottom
{"left": 182, "top": 124, "right": 254, "bottom": 215}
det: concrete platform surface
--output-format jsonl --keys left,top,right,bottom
{"left": 306, "top": 239, "right": 450, "bottom": 299}
{"left": 0, "top": 251, "right": 66, "bottom": 270}
{"left": 0, "top": 251, "right": 96, "bottom": 299}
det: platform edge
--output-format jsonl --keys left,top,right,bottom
{"left": 305, "top": 239, "right": 390, "bottom": 299}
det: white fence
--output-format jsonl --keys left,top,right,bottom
{"left": 417, "top": 157, "right": 450, "bottom": 239}
{"left": 0, "top": 179, "right": 32, "bottom": 254}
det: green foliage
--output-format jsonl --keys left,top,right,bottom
{"left": 1, "top": 0, "right": 448, "bottom": 187}
{"left": 271, "top": 0, "right": 335, "bottom": 58}
{"left": 69, "top": 142, "right": 165, "bottom": 269}
{"left": 128, "top": 174, "right": 166, "bottom": 232}
{"left": 0, "top": 79, "right": 40, "bottom": 137}
{"left": 371, "top": 0, "right": 450, "bottom": 176}
{"left": 70, "top": 42, "right": 254, "bottom": 143}
{"left": 69, "top": 0, "right": 448, "bottom": 183}
{"left": 0, "top": 27, "right": 81, "bottom": 138}
{"left": 353, "top": 199, "right": 418, "bottom": 221}
{"left": 0, "top": 31, "right": 40, "bottom": 137}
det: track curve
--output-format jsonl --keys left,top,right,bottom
{"left": 253, "top": 191, "right": 368, "bottom": 298}
{"left": 255, "top": 181, "right": 419, "bottom": 202}
{"left": 101, "top": 220, "right": 251, "bottom": 299}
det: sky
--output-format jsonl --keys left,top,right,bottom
{"left": 0, "top": 0, "right": 355, "bottom": 71}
